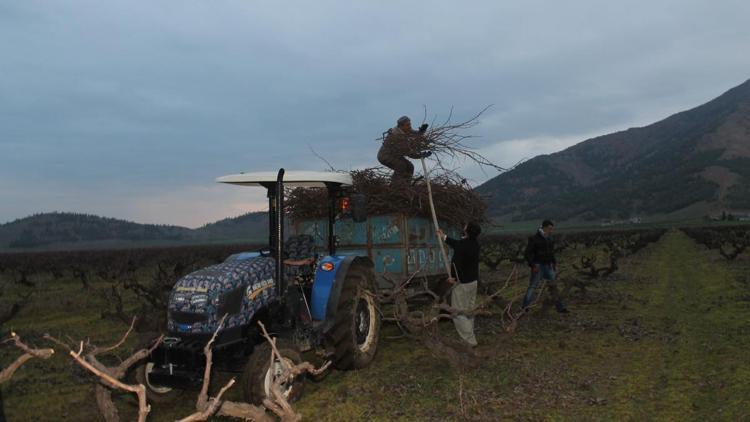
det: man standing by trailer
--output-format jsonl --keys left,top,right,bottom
{"left": 377, "top": 115, "right": 430, "bottom": 186}
{"left": 438, "top": 222, "right": 482, "bottom": 347}
{"left": 522, "top": 220, "right": 569, "bottom": 313}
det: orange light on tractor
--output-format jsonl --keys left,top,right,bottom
{"left": 321, "top": 262, "right": 335, "bottom": 272}
{"left": 338, "top": 197, "right": 351, "bottom": 212}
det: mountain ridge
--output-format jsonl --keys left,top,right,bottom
{"left": 0, "top": 211, "right": 268, "bottom": 251}
{"left": 477, "top": 78, "right": 750, "bottom": 222}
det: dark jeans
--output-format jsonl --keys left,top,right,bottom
{"left": 380, "top": 156, "right": 414, "bottom": 185}
{"left": 522, "top": 263, "right": 565, "bottom": 310}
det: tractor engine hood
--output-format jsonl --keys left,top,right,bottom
{"left": 167, "top": 256, "right": 276, "bottom": 334}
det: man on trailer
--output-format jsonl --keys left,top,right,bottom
{"left": 377, "top": 115, "right": 431, "bottom": 186}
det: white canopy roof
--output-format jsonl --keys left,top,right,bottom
{"left": 216, "top": 171, "right": 353, "bottom": 188}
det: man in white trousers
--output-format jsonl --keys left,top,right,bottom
{"left": 438, "top": 222, "right": 482, "bottom": 347}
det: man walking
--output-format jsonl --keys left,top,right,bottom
{"left": 522, "top": 220, "right": 568, "bottom": 313}
{"left": 438, "top": 222, "right": 482, "bottom": 347}
{"left": 377, "top": 115, "right": 430, "bottom": 186}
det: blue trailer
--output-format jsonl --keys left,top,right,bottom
{"left": 293, "top": 214, "right": 455, "bottom": 289}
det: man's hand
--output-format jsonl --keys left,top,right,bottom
{"left": 447, "top": 277, "right": 457, "bottom": 285}
{"left": 437, "top": 228, "right": 445, "bottom": 239}
{"left": 419, "top": 151, "right": 432, "bottom": 158}
{"left": 531, "top": 264, "right": 540, "bottom": 273}
{"left": 419, "top": 123, "right": 429, "bottom": 133}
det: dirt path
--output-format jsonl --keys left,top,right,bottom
{"left": 603, "top": 230, "right": 750, "bottom": 420}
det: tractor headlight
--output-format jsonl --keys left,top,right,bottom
{"left": 190, "top": 294, "right": 208, "bottom": 307}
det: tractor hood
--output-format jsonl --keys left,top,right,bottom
{"left": 167, "top": 256, "right": 276, "bottom": 334}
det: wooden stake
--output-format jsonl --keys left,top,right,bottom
{"left": 421, "top": 158, "right": 452, "bottom": 276}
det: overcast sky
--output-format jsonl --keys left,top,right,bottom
{"left": 2, "top": 0, "right": 750, "bottom": 227}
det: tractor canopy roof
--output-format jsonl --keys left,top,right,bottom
{"left": 216, "top": 171, "right": 353, "bottom": 188}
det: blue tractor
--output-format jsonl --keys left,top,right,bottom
{"left": 137, "top": 169, "right": 380, "bottom": 405}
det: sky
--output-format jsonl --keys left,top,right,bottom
{"left": 2, "top": 0, "right": 750, "bottom": 228}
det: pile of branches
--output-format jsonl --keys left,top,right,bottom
{"left": 379, "top": 267, "right": 532, "bottom": 370}
{"left": 286, "top": 167, "right": 487, "bottom": 227}
{"left": 287, "top": 108, "right": 504, "bottom": 227}
{"left": 2, "top": 317, "right": 327, "bottom": 422}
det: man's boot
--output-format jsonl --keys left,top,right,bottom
{"left": 555, "top": 301, "right": 569, "bottom": 314}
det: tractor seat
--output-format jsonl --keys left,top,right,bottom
{"left": 284, "top": 234, "right": 317, "bottom": 278}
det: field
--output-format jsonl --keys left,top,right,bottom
{"left": 1, "top": 228, "right": 749, "bottom": 421}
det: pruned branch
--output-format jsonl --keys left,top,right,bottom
{"left": 0, "top": 332, "right": 55, "bottom": 384}
{"left": 180, "top": 314, "right": 261, "bottom": 422}
{"left": 45, "top": 326, "right": 162, "bottom": 422}
{"left": 182, "top": 317, "right": 330, "bottom": 422}
{"left": 419, "top": 106, "right": 506, "bottom": 172}
{"left": 379, "top": 267, "right": 522, "bottom": 369}
{"left": 68, "top": 345, "right": 151, "bottom": 422}
{"left": 257, "top": 321, "right": 331, "bottom": 422}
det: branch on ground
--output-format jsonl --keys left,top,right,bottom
{"left": 44, "top": 317, "right": 162, "bottom": 422}
{"left": 0, "top": 332, "right": 54, "bottom": 384}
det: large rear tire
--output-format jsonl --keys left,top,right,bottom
{"left": 328, "top": 263, "right": 381, "bottom": 370}
{"left": 242, "top": 340, "right": 304, "bottom": 405}
{"left": 134, "top": 362, "right": 184, "bottom": 404}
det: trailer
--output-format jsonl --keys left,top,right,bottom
{"left": 293, "top": 214, "right": 456, "bottom": 289}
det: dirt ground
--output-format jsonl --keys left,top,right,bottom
{"left": 2, "top": 231, "right": 749, "bottom": 421}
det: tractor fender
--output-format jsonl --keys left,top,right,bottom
{"left": 310, "top": 255, "right": 373, "bottom": 327}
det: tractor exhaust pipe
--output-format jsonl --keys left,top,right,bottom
{"left": 275, "top": 168, "right": 285, "bottom": 300}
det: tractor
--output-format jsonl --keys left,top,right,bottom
{"left": 137, "top": 169, "right": 380, "bottom": 405}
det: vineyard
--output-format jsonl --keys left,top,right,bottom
{"left": 1, "top": 226, "right": 749, "bottom": 420}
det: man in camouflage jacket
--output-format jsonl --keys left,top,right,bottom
{"left": 377, "top": 115, "right": 430, "bottom": 185}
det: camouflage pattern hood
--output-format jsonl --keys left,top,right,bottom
{"left": 167, "top": 256, "right": 276, "bottom": 334}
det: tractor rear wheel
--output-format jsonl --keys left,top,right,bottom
{"left": 328, "top": 263, "right": 381, "bottom": 370}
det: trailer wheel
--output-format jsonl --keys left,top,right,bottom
{"left": 328, "top": 263, "right": 381, "bottom": 370}
{"left": 242, "top": 340, "right": 304, "bottom": 405}
{"left": 134, "top": 362, "right": 183, "bottom": 403}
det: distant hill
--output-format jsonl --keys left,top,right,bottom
{"left": 477, "top": 78, "right": 750, "bottom": 222}
{"left": 195, "top": 212, "right": 268, "bottom": 243}
{"left": 0, "top": 212, "right": 268, "bottom": 251}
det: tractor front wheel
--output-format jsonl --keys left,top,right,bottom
{"left": 134, "top": 362, "right": 184, "bottom": 404}
{"left": 242, "top": 340, "right": 304, "bottom": 405}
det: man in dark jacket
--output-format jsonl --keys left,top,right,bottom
{"left": 438, "top": 222, "right": 481, "bottom": 346}
{"left": 521, "top": 220, "right": 568, "bottom": 313}
{"left": 377, "top": 116, "right": 430, "bottom": 186}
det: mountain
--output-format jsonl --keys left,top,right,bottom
{"left": 195, "top": 212, "right": 268, "bottom": 243}
{"left": 0, "top": 212, "right": 268, "bottom": 251}
{"left": 477, "top": 79, "right": 750, "bottom": 222}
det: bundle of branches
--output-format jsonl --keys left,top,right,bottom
{"left": 286, "top": 167, "right": 487, "bottom": 227}
{"left": 19, "top": 316, "right": 327, "bottom": 422}
{"left": 418, "top": 106, "right": 507, "bottom": 172}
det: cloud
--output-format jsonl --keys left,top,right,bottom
{"left": 124, "top": 183, "right": 268, "bottom": 228}
{"left": 1, "top": 0, "right": 750, "bottom": 225}
{"left": 0, "top": 179, "right": 267, "bottom": 229}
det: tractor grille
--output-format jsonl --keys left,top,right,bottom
{"left": 218, "top": 286, "right": 244, "bottom": 316}
{"left": 170, "top": 311, "right": 207, "bottom": 325}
